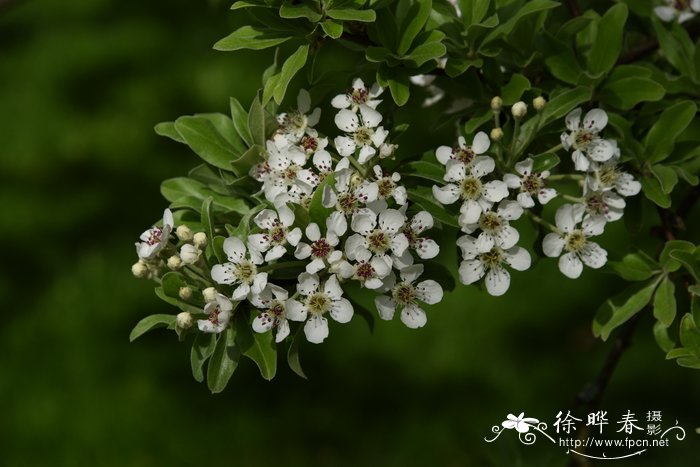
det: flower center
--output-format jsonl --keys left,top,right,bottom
{"left": 306, "top": 292, "right": 330, "bottom": 315}
{"left": 674, "top": 0, "right": 690, "bottom": 11}
{"left": 350, "top": 88, "right": 369, "bottom": 105}
{"left": 310, "top": 239, "right": 331, "bottom": 259}
{"left": 355, "top": 261, "right": 376, "bottom": 280}
{"left": 574, "top": 130, "right": 595, "bottom": 149}
{"left": 301, "top": 135, "right": 318, "bottom": 153}
{"left": 377, "top": 177, "right": 395, "bottom": 198}
{"left": 267, "top": 223, "right": 287, "bottom": 246}
{"left": 268, "top": 300, "right": 285, "bottom": 317}
{"left": 284, "top": 164, "right": 301, "bottom": 183}
{"left": 146, "top": 227, "right": 163, "bottom": 246}
{"left": 208, "top": 306, "right": 222, "bottom": 324}
{"left": 564, "top": 230, "right": 586, "bottom": 253}
{"left": 521, "top": 173, "right": 543, "bottom": 194}
{"left": 598, "top": 166, "right": 619, "bottom": 188}
{"left": 402, "top": 226, "right": 418, "bottom": 247}
{"left": 455, "top": 147, "right": 475, "bottom": 164}
{"left": 392, "top": 282, "right": 416, "bottom": 306}
{"left": 479, "top": 248, "right": 503, "bottom": 268}
{"left": 460, "top": 177, "right": 483, "bottom": 200}
{"left": 234, "top": 260, "right": 257, "bottom": 284}
{"left": 585, "top": 192, "right": 607, "bottom": 216}
{"left": 367, "top": 229, "right": 391, "bottom": 254}
{"left": 337, "top": 193, "right": 358, "bottom": 214}
{"left": 353, "top": 127, "right": 374, "bottom": 145}
{"left": 479, "top": 211, "right": 502, "bottom": 232}
{"left": 281, "top": 111, "right": 306, "bottom": 131}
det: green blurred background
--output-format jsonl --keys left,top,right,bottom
{"left": 1, "top": 0, "right": 698, "bottom": 465}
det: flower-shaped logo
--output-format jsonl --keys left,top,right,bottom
{"left": 502, "top": 413, "right": 540, "bottom": 433}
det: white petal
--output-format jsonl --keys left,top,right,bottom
{"left": 326, "top": 211, "right": 348, "bottom": 236}
{"left": 304, "top": 315, "right": 329, "bottom": 344}
{"left": 472, "top": 131, "right": 490, "bottom": 154}
{"left": 288, "top": 227, "right": 303, "bottom": 247}
{"left": 485, "top": 266, "right": 510, "bottom": 296}
{"left": 351, "top": 212, "right": 377, "bottom": 235}
{"left": 286, "top": 298, "right": 307, "bottom": 321}
{"left": 330, "top": 298, "right": 353, "bottom": 323}
{"left": 654, "top": 6, "right": 676, "bottom": 21}
{"left": 323, "top": 274, "right": 343, "bottom": 300}
{"left": 393, "top": 186, "right": 408, "bottom": 205}
{"left": 616, "top": 174, "right": 641, "bottom": 197}
{"left": 401, "top": 303, "right": 427, "bottom": 329}
{"left": 223, "top": 237, "right": 247, "bottom": 263}
{"left": 444, "top": 160, "right": 466, "bottom": 182}
{"left": 416, "top": 238, "right": 439, "bottom": 259}
{"left": 459, "top": 259, "right": 485, "bottom": 285}
{"left": 497, "top": 200, "right": 523, "bottom": 220}
{"left": 306, "top": 258, "right": 326, "bottom": 274}
{"left": 335, "top": 136, "right": 356, "bottom": 157}
{"left": 232, "top": 283, "right": 250, "bottom": 301}
{"left": 411, "top": 211, "right": 433, "bottom": 233}
{"left": 436, "top": 145, "right": 453, "bottom": 165}
{"left": 415, "top": 280, "right": 443, "bottom": 304}
{"left": 583, "top": 108, "right": 608, "bottom": 132}
{"left": 252, "top": 313, "right": 275, "bottom": 333}
{"left": 537, "top": 188, "right": 557, "bottom": 204}
{"left": 390, "top": 233, "right": 409, "bottom": 256}
{"left": 555, "top": 204, "right": 577, "bottom": 232}
{"left": 375, "top": 295, "right": 397, "bottom": 320}
{"left": 251, "top": 272, "right": 267, "bottom": 295}
{"left": 297, "top": 272, "right": 319, "bottom": 296}
{"left": 542, "top": 233, "right": 565, "bottom": 257}
{"left": 211, "top": 263, "right": 234, "bottom": 284}
{"left": 321, "top": 184, "right": 337, "bottom": 208}
{"left": 359, "top": 105, "right": 383, "bottom": 128}
{"left": 582, "top": 216, "right": 605, "bottom": 236}
{"left": 581, "top": 242, "right": 607, "bottom": 269}
{"left": 459, "top": 199, "right": 483, "bottom": 225}
{"left": 305, "top": 223, "right": 321, "bottom": 242}
{"left": 471, "top": 156, "right": 495, "bottom": 177}
{"left": 482, "top": 180, "right": 509, "bottom": 202}
{"left": 572, "top": 150, "right": 590, "bottom": 171}
{"left": 335, "top": 109, "right": 360, "bottom": 132}
{"left": 565, "top": 108, "right": 582, "bottom": 131}
{"left": 265, "top": 245, "right": 286, "bottom": 262}
{"left": 331, "top": 93, "right": 350, "bottom": 109}
{"left": 400, "top": 264, "right": 423, "bottom": 283}
{"left": 588, "top": 139, "right": 615, "bottom": 162}
{"left": 358, "top": 145, "right": 377, "bottom": 164}
{"left": 517, "top": 192, "right": 535, "bottom": 208}
{"left": 356, "top": 182, "right": 379, "bottom": 203}
{"left": 456, "top": 234, "right": 478, "bottom": 259}
{"left": 559, "top": 253, "right": 583, "bottom": 279}
{"left": 503, "top": 247, "right": 531, "bottom": 271}
{"left": 503, "top": 173, "right": 521, "bottom": 189}
{"left": 276, "top": 204, "right": 295, "bottom": 227}
{"left": 514, "top": 158, "right": 533, "bottom": 176}
{"left": 379, "top": 209, "right": 405, "bottom": 234}
{"left": 432, "top": 184, "right": 460, "bottom": 205}
{"left": 495, "top": 225, "right": 520, "bottom": 249}
{"left": 275, "top": 319, "right": 291, "bottom": 343}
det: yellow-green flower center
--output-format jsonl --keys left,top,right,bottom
{"left": 460, "top": 177, "right": 483, "bottom": 200}
{"left": 564, "top": 230, "right": 586, "bottom": 253}
{"left": 306, "top": 292, "right": 330, "bottom": 315}
{"left": 392, "top": 282, "right": 416, "bottom": 306}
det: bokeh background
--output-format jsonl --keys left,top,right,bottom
{"left": 1, "top": 0, "right": 699, "bottom": 465}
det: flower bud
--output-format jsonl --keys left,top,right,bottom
{"left": 167, "top": 255, "right": 182, "bottom": 270}
{"left": 131, "top": 261, "right": 148, "bottom": 278}
{"left": 176, "top": 225, "right": 193, "bottom": 242}
{"left": 511, "top": 101, "right": 527, "bottom": 119}
{"left": 193, "top": 232, "right": 208, "bottom": 248}
{"left": 203, "top": 287, "right": 218, "bottom": 303}
{"left": 176, "top": 311, "right": 193, "bottom": 329}
{"left": 490, "top": 96, "right": 503, "bottom": 112}
{"left": 490, "top": 128, "right": 504, "bottom": 141}
{"left": 533, "top": 96, "right": 546, "bottom": 112}
{"left": 179, "top": 286, "right": 193, "bottom": 300}
{"left": 180, "top": 244, "right": 201, "bottom": 265}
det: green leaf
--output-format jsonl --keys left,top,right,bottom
{"left": 231, "top": 144, "right": 264, "bottom": 178}
{"left": 175, "top": 116, "right": 239, "bottom": 171}
{"left": 154, "top": 121, "right": 185, "bottom": 143}
{"left": 654, "top": 320, "right": 675, "bottom": 353}
{"left": 201, "top": 197, "right": 222, "bottom": 264}
{"left": 327, "top": 8, "right": 376, "bottom": 22}
{"left": 501, "top": 73, "right": 531, "bottom": 105}
{"left": 129, "top": 314, "right": 176, "bottom": 342}
{"left": 653, "top": 276, "right": 677, "bottom": 327}
{"left": 273, "top": 44, "right": 309, "bottom": 105}
{"left": 407, "top": 187, "right": 459, "bottom": 228}
{"left": 587, "top": 3, "right": 628, "bottom": 77}
{"left": 154, "top": 288, "right": 202, "bottom": 315}
{"left": 650, "top": 164, "right": 679, "bottom": 194}
{"left": 599, "top": 77, "right": 665, "bottom": 110}
{"left": 161, "top": 271, "right": 188, "bottom": 299}
{"left": 677, "top": 356, "right": 700, "bottom": 369}
{"left": 207, "top": 326, "right": 240, "bottom": 393}
{"left": 287, "top": 326, "right": 307, "bottom": 379}
{"left": 248, "top": 95, "right": 266, "bottom": 146}
{"left": 161, "top": 177, "right": 250, "bottom": 214}
{"left": 481, "top": 0, "right": 559, "bottom": 48}
{"left": 235, "top": 314, "right": 277, "bottom": 380}
{"left": 669, "top": 249, "right": 700, "bottom": 281}
{"left": 308, "top": 173, "right": 335, "bottom": 226}
{"left": 680, "top": 313, "right": 700, "bottom": 358}
{"left": 659, "top": 240, "right": 695, "bottom": 273}
{"left": 214, "top": 25, "right": 291, "bottom": 51}
{"left": 640, "top": 175, "right": 671, "bottom": 208}
{"left": 644, "top": 101, "right": 697, "bottom": 163}
{"left": 539, "top": 86, "right": 593, "bottom": 125}
{"left": 674, "top": 165, "right": 699, "bottom": 186}
{"left": 593, "top": 280, "right": 657, "bottom": 341}
{"left": 321, "top": 19, "right": 344, "bottom": 39}
{"left": 397, "top": 0, "right": 432, "bottom": 55}
{"left": 386, "top": 69, "right": 411, "bottom": 106}
{"left": 190, "top": 333, "right": 216, "bottom": 383}
{"left": 610, "top": 252, "right": 657, "bottom": 281}
{"left": 402, "top": 161, "right": 445, "bottom": 184}
{"left": 464, "top": 108, "right": 493, "bottom": 134}
{"left": 405, "top": 34, "right": 446, "bottom": 67}
{"left": 280, "top": 2, "right": 323, "bottom": 22}
{"left": 229, "top": 97, "right": 253, "bottom": 147}
{"left": 530, "top": 152, "right": 560, "bottom": 172}
{"left": 652, "top": 17, "right": 697, "bottom": 78}
{"left": 458, "top": 0, "right": 490, "bottom": 25}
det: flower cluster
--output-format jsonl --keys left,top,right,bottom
{"left": 133, "top": 79, "right": 444, "bottom": 347}
{"left": 654, "top": 0, "right": 700, "bottom": 23}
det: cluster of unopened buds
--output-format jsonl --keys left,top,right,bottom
{"left": 133, "top": 79, "right": 642, "bottom": 345}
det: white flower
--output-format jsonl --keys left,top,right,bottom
{"left": 179, "top": 244, "right": 201, "bottom": 265}
{"left": 583, "top": 189, "right": 625, "bottom": 223}
{"left": 262, "top": 140, "right": 314, "bottom": 204}
{"left": 561, "top": 108, "right": 617, "bottom": 171}
{"left": 294, "top": 212, "right": 347, "bottom": 273}
{"left": 211, "top": 237, "right": 267, "bottom": 301}
{"left": 275, "top": 89, "right": 321, "bottom": 144}
{"left": 542, "top": 204, "right": 608, "bottom": 279}
{"left": 457, "top": 235, "right": 531, "bottom": 296}
{"left": 248, "top": 205, "right": 302, "bottom": 262}
{"left": 435, "top": 132, "right": 490, "bottom": 166}
{"left": 331, "top": 78, "right": 383, "bottom": 111}
{"left": 432, "top": 157, "right": 509, "bottom": 225}
{"left": 136, "top": 208, "right": 173, "bottom": 259}
{"left": 337, "top": 252, "right": 392, "bottom": 289}
{"left": 461, "top": 200, "right": 523, "bottom": 249}
{"left": 586, "top": 158, "right": 641, "bottom": 197}
{"left": 367, "top": 165, "right": 407, "bottom": 212}
{"left": 374, "top": 264, "right": 443, "bottom": 328}
{"left": 503, "top": 158, "right": 557, "bottom": 208}
{"left": 322, "top": 168, "right": 379, "bottom": 215}
{"left": 197, "top": 293, "right": 233, "bottom": 334}
{"left": 286, "top": 273, "right": 354, "bottom": 344}
{"left": 393, "top": 210, "right": 440, "bottom": 268}
{"left": 502, "top": 413, "right": 540, "bottom": 433}
{"left": 345, "top": 208, "right": 409, "bottom": 268}
{"left": 334, "top": 106, "right": 389, "bottom": 164}
{"left": 250, "top": 284, "right": 305, "bottom": 343}
{"left": 654, "top": 0, "right": 700, "bottom": 22}
{"left": 299, "top": 128, "right": 329, "bottom": 156}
